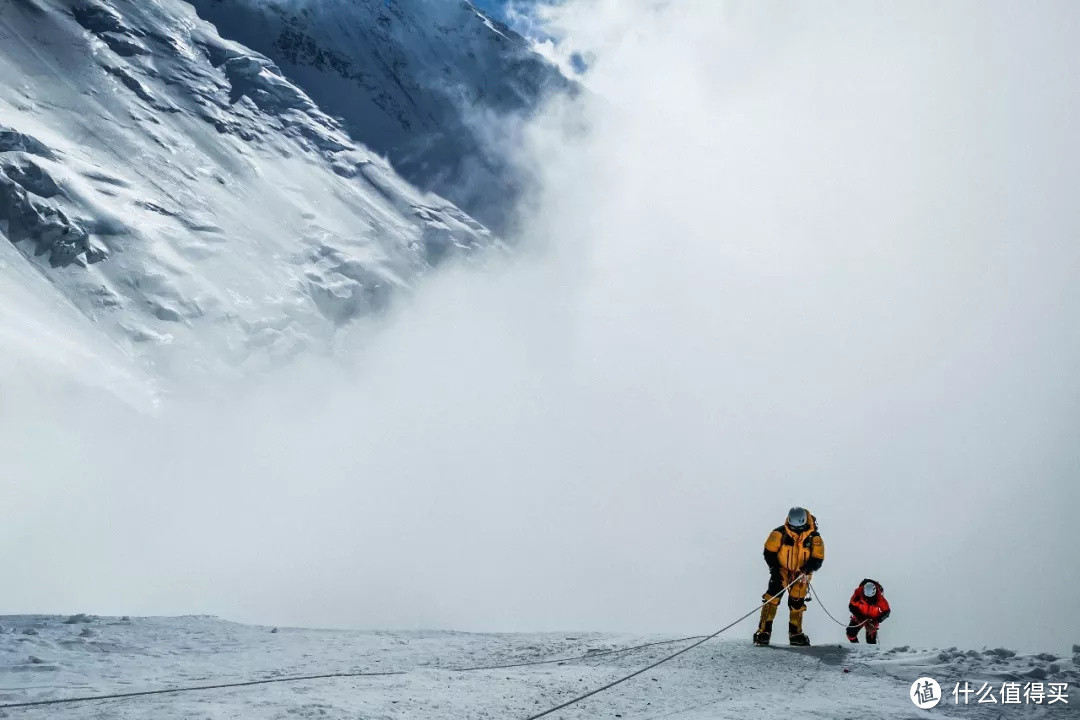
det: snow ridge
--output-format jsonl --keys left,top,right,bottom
{"left": 187, "top": 0, "right": 576, "bottom": 232}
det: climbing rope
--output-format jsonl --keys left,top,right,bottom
{"left": 449, "top": 634, "right": 709, "bottom": 672}
{"left": 521, "top": 575, "right": 805, "bottom": 720}
{"left": 0, "top": 638, "right": 712, "bottom": 710}
{"left": 0, "top": 669, "right": 405, "bottom": 710}
{"left": 0, "top": 576, "right": 835, "bottom": 715}
{"left": 0, "top": 636, "right": 714, "bottom": 711}
{"left": 808, "top": 581, "right": 870, "bottom": 629}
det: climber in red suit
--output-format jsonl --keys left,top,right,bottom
{"left": 846, "top": 578, "right": 890, "bottom": 644}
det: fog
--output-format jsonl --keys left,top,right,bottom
{"left": 3, "top": 0, "right": 1079, "bottom": 654}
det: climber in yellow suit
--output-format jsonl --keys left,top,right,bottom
{"left": 753, "top": 507, "right": 825, "bottom": 647}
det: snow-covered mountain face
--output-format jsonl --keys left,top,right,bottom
{"left": 0, "top": 0, "right": 500, "bottom": 387}
{"left": 186, "top": 0, "right": 576, "bottom": 233}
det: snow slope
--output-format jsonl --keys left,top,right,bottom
{"left": 0, "top": 615, "right": 1076, "bottom": 719}
{"left": 0, "top": 0, "right": 498, "bottom": 386}
{"left": 186, "top": 0, "right": 576, "bottom": 232}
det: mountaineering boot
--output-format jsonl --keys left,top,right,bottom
{"left": 789, "top": 622, "right": 810, "bottom": 646}
{"left": 865, "top": 621, "right": 879, "bottom": 644}
{"left": 753, "top": 620, "right": 773, "bottom": 646}
{"left": 754, "top": 594, "right": 779, "bottom": 646}
{"left": 846, "top": 618, "right": 860, "bottom": 643}
{"left": 787, "top": 599, "right": 809, "bottom": 647}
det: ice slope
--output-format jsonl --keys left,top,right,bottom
{"left": 0, "top": 0, "right": 497, "bottom": 385}
{"left": 0, "top": 615, "right": 1076, "bottom": 719}
{"left": 187, "top": 0, "right": 576, "bottom": 232}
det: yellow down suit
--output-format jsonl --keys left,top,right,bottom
{"left": 754, "top": 512, "right": 825, "bottom": 642}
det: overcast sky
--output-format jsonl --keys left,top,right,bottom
{"left": 2, "top": 0, "right": 1078, "bottom": 655}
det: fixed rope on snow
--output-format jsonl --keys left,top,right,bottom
{"left": 0, "top": 636, "right": 710, "bottom": 710}
{"left": 2, "top": 576, "right": 845, "bottom": 715}
{"left": 448, "top": 634, "right": 709, "bottom": 673}
{"left": 0, "top": 669, "right": 406, "bottom": 710}
{"left": 522, "top": 574, "right": 806, "bottom": 720}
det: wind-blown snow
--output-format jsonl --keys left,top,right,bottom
{"left": 0, "top": 235, "right": 155, "bottom": 406}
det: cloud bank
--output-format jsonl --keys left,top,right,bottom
{"left": 2, "top": 0, "right": 1078, "bottom": 653}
